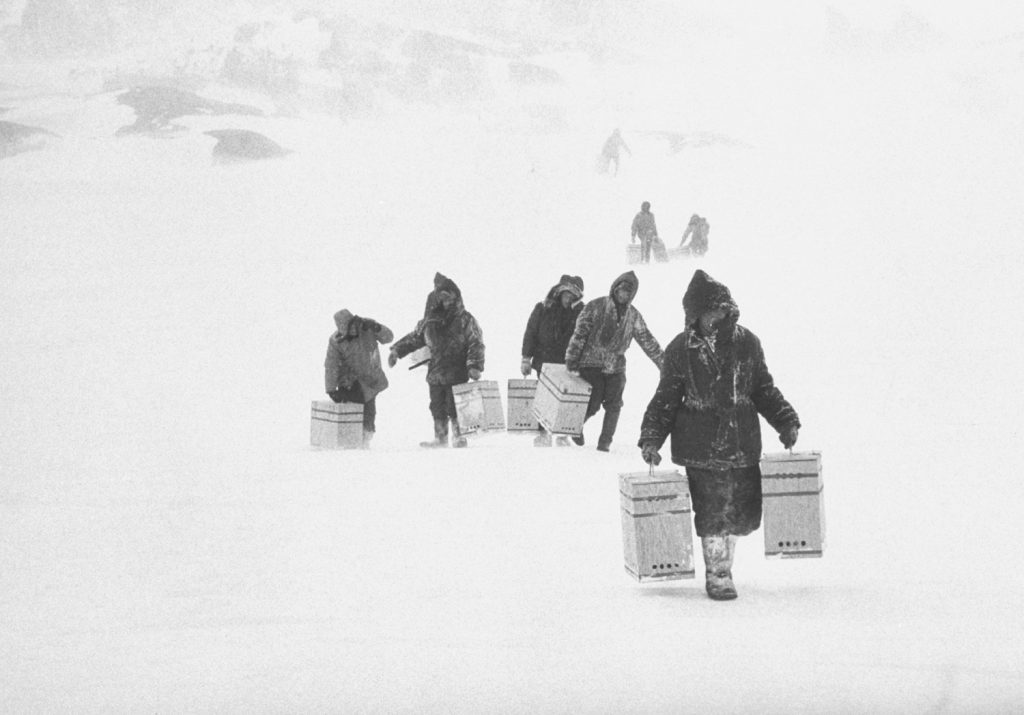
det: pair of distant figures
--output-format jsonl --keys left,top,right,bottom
{"left": 631, "top": 203, "right": 710, "bottom": 263}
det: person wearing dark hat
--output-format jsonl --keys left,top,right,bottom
{"left": 324, "top": 309, "right": 395, "bottom": 448}
{"left": 631, "top": 201, "right": 659, "bottom": 264}
{"left": 520, "top": 274, "right": 585, "bottom": 446}
{"left": 565, "top": 270, "right": 663, "bottom": 452}
{"left": 637, "top": 269, "right": 800, "bottom": 601}
{"left": 388, "top": 273, "right": 485, "bottom": 449}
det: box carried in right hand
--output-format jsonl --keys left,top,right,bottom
{"left": 620, "top": 469, "right": 695, "bottom": 582}
{"left": 507, "top": 378, "right": 539, "bottom": 431}
{"left": 626, "top": 244, "right": 641, "bottom": 264}
{"left": 531, "top": 363, "right": 591, "bottom": 436}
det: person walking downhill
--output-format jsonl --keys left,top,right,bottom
{"left": 388, "top": 273, "right": 485, "bottom": 449}
{"left": 520, "top": 274, "right": 585, "bottom": 447}
{"left": 598, "top": 128, "right": 631, "bottom": 176}
{"left": 638, "top": 269, "right": 800, "bottom": 601}
{"left": 631, "top": 201, "right": 659, "bottom": 264}
{"left": 324, "top": 309, "right": 394, "bottom": 448}
{"left": 565, "top": 270, "right": 663, "bottom": 452}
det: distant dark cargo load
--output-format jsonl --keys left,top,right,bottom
{"left": 204, "top": 129, "right": 291, "bottom": 162}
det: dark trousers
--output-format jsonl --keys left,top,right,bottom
{"left": 578, "top": 368, "right": 626, "bottom": 446}
{"left": 328, "top": 384, "right": 376, "bottom": 432}
{"left": 640, "top": 236, "right": 653, "bottom": 263}
{"left": 685, "top": 464, "right": 763, "bottom": 537}
{"left": 428, "top": 383, "right": 458, "bottom": 422}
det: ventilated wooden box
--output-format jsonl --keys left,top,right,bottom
{"left": 761, "top": 451, "right": 825, "bottom": 558}
{"left": 310, "top": 400, "right": 364, "bottom": 449}
{"left": 531, "top": 364, "right": 591, "bottom": 436}
{"left": 620, "top": 470, "right": 695, "bottom": 582}
{"left": 626, "top": 243, "right": 641, "bottom": 264}
{"left": 452, "top": 380, "right": 505, "bottom": 434}
{"left": 507, "top": 378, "right": 539, "bottom": 431}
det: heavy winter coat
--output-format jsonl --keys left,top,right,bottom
{"left": 631, "top": 210, "right": 658, "bottom": 241}
{"left": 392, "top": 275, "right": 485, "bottom": 386}
{"left": 565, "top": 271, "right": 663, "bottom": 374}
{"left": 324, "top": 310, "right": 394, "bottom": 401}
{"left": 521, "top": 275, "right": 584, "bottom": 373}
{"left": 639, "top": 270, "right": 799, "bottom": 469}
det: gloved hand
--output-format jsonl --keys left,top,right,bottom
{"left": 520, "top": 358, "right": 532, "bottom": 377}
{"left": 565, "top": 361, "right": 579, "bottom": 375}
{"left": 387, "top": 350, "right": 398, "bottom": 368}
{"left": 780, "top": 425, "right": 799, "bottom": 450}
{"left": 468, "top": 368, "right": 482, "bottom": 381}
{"left": 361, "top": 319, "right": 380, "bottom": 333}
{"left": 641, "top": 442, "right": 662, "bottom": 466}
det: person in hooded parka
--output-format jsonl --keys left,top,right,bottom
{"left": 680, "top": 214, "right": 710, "bottom": 256}
{"left": 389, "top": 273, "right": 485, "bottom": 449}
{"left": 638, "top": 269, "right": 801, "bottom": 601}
{"left": 520, "top": 274, "right": 585, "bottom": 446}
{"left": 324, "top": 309, "right": 395, "bottom": 447}
{"left": 565, "top": 270, "right": 663, "bottom": 452}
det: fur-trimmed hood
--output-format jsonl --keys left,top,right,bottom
{"left": 544, "top": 274, "right": 584, "bottom": 306}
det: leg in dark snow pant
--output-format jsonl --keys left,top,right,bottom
{"left": 579, "top": 369, "right": 626, "bottom": 446}
{"left": 685, "top": 464, "right": 763, "bottom": 537}
{"left": 640, "top": 237, "right": 652, "bottom": 263}
{"left": 428, "top": 383, "right": 458, "bottom": 423}
{"left": 328, "top": 383, "right": 375, "bottom": 431}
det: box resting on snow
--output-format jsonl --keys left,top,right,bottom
{"left": 452, "top": 380, "right": 505, "bottom": 434}
{"left": 531, "top": 363, "right": 591, "bottom": 436}
{"left": 620, "top": 470, "right": 695, "bottom": 582}
{"left": 506, "top": 378, "right": 539, "bottom": 431}
{"left": 760, "top": 451, "right": 825, "bottom": 558}
{"left": 310, "top": 400, "right": 363, "bottom": 449}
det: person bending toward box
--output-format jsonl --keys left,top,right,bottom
{"left": 388, "top": 273, "right": 485, "bottom": 449}
{"left": 324, "top": 309, "right": 394, "bottom": 448}
{"left": 565, "top": 270, "right": 663, "bottom": 452}
{"left": 638, "top": 269, "right": 800, "bottom": 601}
{"left": 520, "top": 273, "right": 585, "bottom": 447}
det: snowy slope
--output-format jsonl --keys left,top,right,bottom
{"left": 3, "top": 7, "right": 1024, "bottom": 713}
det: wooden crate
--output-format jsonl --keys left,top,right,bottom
{"left": 452, "top": 380, "right": 505, "bottom": 434}
{"left": 507, "top": 378, "right": 539, "bottom": 431}
{"left": 310, "top": 400, "right": 364, "bottom": 449}
{"left": 761, "top": 451, "right": 825, "bottom": 558}
{"left": 531, "top": 363, "right": 591, "bottom": 436}
{"left": 626, "top": 243, "right": 641, "bottom": 264}
{"left": 620, "top": 470, "right": 695, "bottom": 582}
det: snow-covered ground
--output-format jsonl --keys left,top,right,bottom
{"left": 3, "top": 5, "right": 1024, "bottom": 712}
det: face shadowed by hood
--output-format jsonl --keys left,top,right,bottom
{"left": 682, "top": 270, "right": 739, "bottom": 327}
{"left": 608, "top": 270, "right": 638, "bottom": 305}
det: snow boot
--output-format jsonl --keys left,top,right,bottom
{"left": 451, "top": 419, "right": 468, "bottom": 449}
{"left": 361, "top": 430, "right": 374, "bottom": 449}
{"left": 533, "top": 431, "right": 553, "bottom": 447}
{"left": 419, "top": 419, "right": 449, "bottom": 448}
{"left": 571, "top": 434, "right": 585, "bottom": 446}
{"left": 702, "top": 535, "right": 738, "bottom": 601}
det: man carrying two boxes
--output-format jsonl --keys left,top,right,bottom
{"left": 638, "top": 270, "right": 801, "bottom": 601}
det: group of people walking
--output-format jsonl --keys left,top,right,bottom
{"left": 630, "top": 201, "right": 710, "bottom": 263}
{"left": 323, "top": 267, "right": 802, "bottom": 601}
